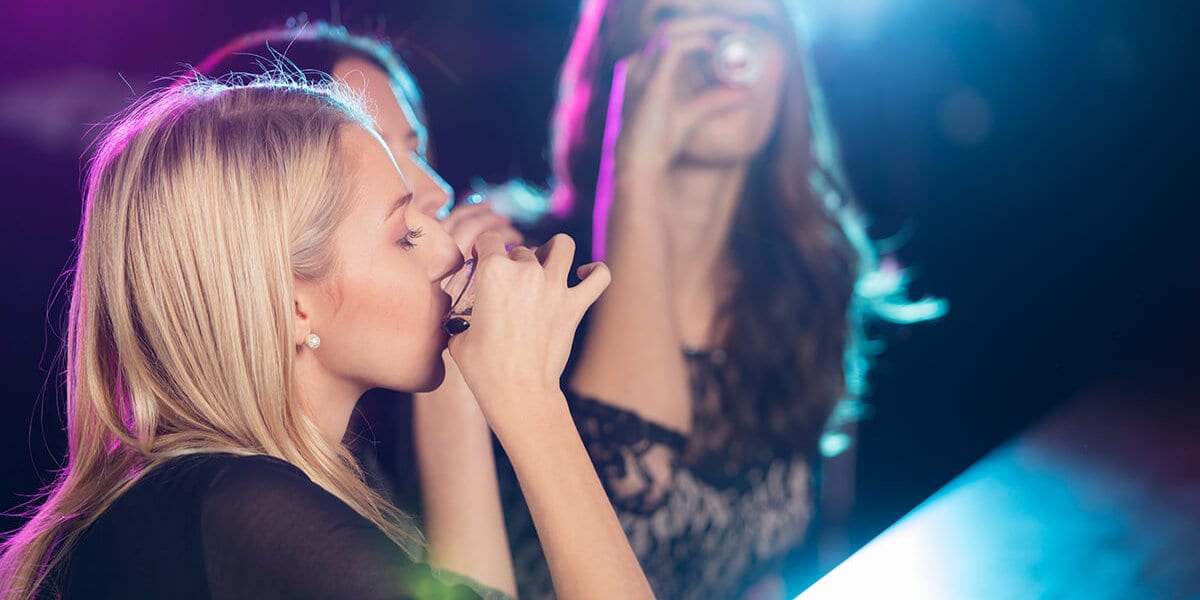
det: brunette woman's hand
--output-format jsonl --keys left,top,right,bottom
{"left": 609, "top": 16, "right": 751, "bottom": 190}
{"left": 447, "top": 232, "right": 609, "bottom": 436}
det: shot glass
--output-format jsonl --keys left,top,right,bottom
{"left": 712, "top": 31, "right": 763, "bottom": 87}
{"left": 441, "top": 257, "right": 477, "bottom": 335}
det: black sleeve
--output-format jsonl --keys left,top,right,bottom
{"left": 199, "top": 456, "right": 486, "bottom": 600}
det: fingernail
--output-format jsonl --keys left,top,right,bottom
{"left": 443, "top": 317, "right": 470, "bottom": 335}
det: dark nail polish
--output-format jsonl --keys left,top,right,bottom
{"left": 443, "top": 317, "right": 471, "bottom": 335}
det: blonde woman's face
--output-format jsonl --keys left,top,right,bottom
{"left": 332, "top": 59, "right": 453, "bottom": 218}
{"left": 307, "top": 127, "right": 462, "bottom": 393}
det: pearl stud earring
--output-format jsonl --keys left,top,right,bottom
{"left": 305, "top": 333, "right": 321, "bottom": 350}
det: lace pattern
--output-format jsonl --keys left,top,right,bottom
{"left": 506, "top": 348, "right": 818, "bottom": 598}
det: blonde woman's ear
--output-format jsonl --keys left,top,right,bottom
{"left": 292, "top": 284, "right": 314, "bottom": 348}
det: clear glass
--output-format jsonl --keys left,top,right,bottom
{"left": 713, "top": 31, "right": 763, "bottom": 87}
{"left": 441, "top": 257, "right": 477, "bottom": 334}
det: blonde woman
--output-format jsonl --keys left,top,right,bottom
{"left": 0, "top": 74, "right": 651, "bottom": 599}
{"left": 194, "top": 26, "right": 532, "bottom": 584}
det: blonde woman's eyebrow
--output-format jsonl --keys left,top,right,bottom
{"left": 384, "top": 192, "right": 415, "bottom": 222}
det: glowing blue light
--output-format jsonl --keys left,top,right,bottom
{"left": 819, "top": 432, "right": 852, "bottom": 458}
{"left": 798, "top": 0, "right": 904, "bottom": 43}
{"left": 795, "top": 434, "right": 1156, "bottom": 600}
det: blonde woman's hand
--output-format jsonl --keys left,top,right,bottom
{"left": 447, "top": 233, "right": 609, "bottom": 436}
{"left": 419, "top": 199, "right": 521, "bottom": 417}
{"left": 431, "top": 198, "right": 522, "bottom": 397}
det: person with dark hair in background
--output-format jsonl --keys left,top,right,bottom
{"left": 499, "top": 0, "right": 946, "bottom": 597}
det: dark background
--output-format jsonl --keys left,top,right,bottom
{"left": 2, "top": 0, "right": 1196, "bottom": 556}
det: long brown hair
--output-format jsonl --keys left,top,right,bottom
{"left": 550, "top": 0, "right": 945, "bottom": 462}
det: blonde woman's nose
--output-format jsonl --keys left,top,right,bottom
{"left": 428, "top": 219, "right": 465, "bottom": 281}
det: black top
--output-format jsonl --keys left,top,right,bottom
{"left": 503, "top": 349, "right": 818, "bottom": 599}
{"left": 47, "top": 454, "right": 495, "bottom": 599}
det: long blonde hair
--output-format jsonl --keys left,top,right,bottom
{"left": 0, "top": 74, "right": 422, "bottom": 598}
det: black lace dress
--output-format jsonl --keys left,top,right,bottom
{"left": 502, "top": 348, "right": 819, "bottom": 599}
